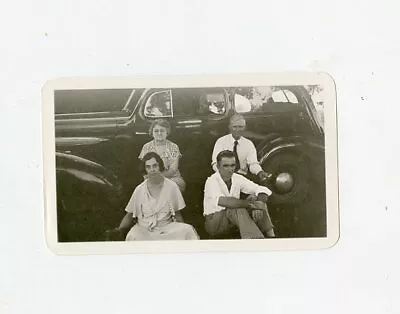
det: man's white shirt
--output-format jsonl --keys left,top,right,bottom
{"left": 203, "top": 172, "right": 272, "bottom": 216}
{"left": 211, "top": 134, "right": 263, "bottom": 175}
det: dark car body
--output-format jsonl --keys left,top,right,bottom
{"left": 54, "top": 85, "right": 325, "bottom": 241}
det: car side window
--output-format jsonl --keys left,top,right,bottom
{"left": 271, "top": 89, "right": 298, "bottom": 104}
{"left": 144, "top": 90, "right": 173, "bottom": 118}
{"left": 235, "top": 87, "right": 299, "bottom": 113}
{"left": 172, "top": 89, "right": 227, "bottom": 117}
{"left": 201, "top": 93, "right": 226, "bottom": 115}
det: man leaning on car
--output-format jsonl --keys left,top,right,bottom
{"left": 211, "top": 114, "right": 270, "bottom": 183}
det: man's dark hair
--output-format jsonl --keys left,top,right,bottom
{"left": 216, "top": 150, "right": 237, "bottom": 164}
{"left": 139, "top": 152, "right": 165, "bottom": 175}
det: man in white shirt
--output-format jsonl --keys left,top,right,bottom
{"left": 211, "top": 114, "right": 270, "bottom": 182}
{"left": 204, "top": 150, "right": 275, "bottom": 239}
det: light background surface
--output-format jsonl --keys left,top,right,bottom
{"left": 1, "top": 1, "right": 399, "bottom": 313}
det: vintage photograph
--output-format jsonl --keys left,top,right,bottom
{"left": 43, "top": 73, "right": 338, "bottom": 254}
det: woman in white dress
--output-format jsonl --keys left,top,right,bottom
{"left": 115, "top": 152, "right": 198, "bottom": 241}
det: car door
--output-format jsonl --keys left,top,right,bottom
{"left": 169, "top": 87, "right": 230, "bottom": 183}
{"left": 233, "top": 86, "right": 318, "bottom": 147}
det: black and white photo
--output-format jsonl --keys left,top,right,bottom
{"left": 42, "top": 73, "right": 338, "bottom": 254}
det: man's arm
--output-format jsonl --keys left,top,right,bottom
{"left": 249, "top": 165, "right": 271, "bottom": 182}
{"left": 246, "top": 141, "right": 271, "bottom": 180}
{"left": 246, "top": 140, "right": 262, "bottom": 175}
{"left": 256, "top": 192, "right": 269, "bottom": 204}
{"left": 248, "top": 163, "right": 263, "bottom": 176}
{"left": 250, "top": 193, "right": 270, "bottom": 212}
{"left": 217, "top": 196, "right": 253, "bottom": 209}
{"left": 211, "top": 138, "right": 222, "bottom": 172}
{"left": 239, "top": 175, "right": 272, "bottom": 198}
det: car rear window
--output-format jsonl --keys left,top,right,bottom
{"left": 55, "top": 89, "right": 135, "bottom": 114}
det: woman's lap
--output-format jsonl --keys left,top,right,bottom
{"left": 126, "top": 222, "right": 198, "bottom": 241}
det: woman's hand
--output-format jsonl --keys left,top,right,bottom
{"left": 105, "top": 227, "right": 129, "bottom": 241}
{"left": 162, "top": 157, "right": 179, "bottom": 178}
{"left": 174, "top": 211, "right": 184, "bottom": 223}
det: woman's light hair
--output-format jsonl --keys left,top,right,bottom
{"left": 149, "top": 119, "right": 171, "bottom": 136}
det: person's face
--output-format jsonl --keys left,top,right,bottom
{"left": 145, "top": 157, "right": 161, "bottom": 177}
{"left": 152, "top": 125, "right": 168, "bottom": 141}
{"left": 217, "top": 156, "right": 236, "bottom": 181}
{"left": 229, "top": 118, "right": 246, "bottom": 140}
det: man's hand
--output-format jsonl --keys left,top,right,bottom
{"left": 246, "top": 194, "right": 258, "bottom": 202}
{"left": 251, "top": 209, "right": 264, "bottom": 222}
{"left": 258, "top": 171, "right": 272, "bottom": 183}
{"left": 249, "top": 200, "right": 268, "bottom": 211}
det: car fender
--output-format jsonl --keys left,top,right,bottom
{"left": 56, "top": 152, "right": 122, "bottom": 198}
{"left": 255, "top": 136, "right": 324, "bottom": 205}
{"left": 258, "top": 135, "right": 324, "bottom": 165}
{"left": 55, "top": 152, "right": 125, "bottom": 241}
{"left": 258, "top": 135, "right": 325, "bottom": 185}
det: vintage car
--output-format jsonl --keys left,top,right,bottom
{"left": 54, "top": 85, "right": 325, "bottom": 241}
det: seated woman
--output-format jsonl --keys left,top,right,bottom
{"left": 116, "top": 152, "right": 199, "bottom": 241}
{"left": 139, "top": 119, "right": 186, "bottom": 192}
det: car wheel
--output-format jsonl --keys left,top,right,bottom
{"left": 262, "top": 152, "right": 310, "bottom": 205}
{"left": 56, "top": 178, "right": 122, "bottom": 242}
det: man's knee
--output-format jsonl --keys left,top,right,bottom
{"left": 204, "top": 218, "right": 221, "bottom": 237}
{"left": 229, "top": 207, "right": 251, "bottom": 220}
{"left": 204, "top": 212, "right": 230, "bottom": 237}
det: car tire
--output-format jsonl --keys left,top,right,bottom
{"left": 56, "top": 177, "right": 122, "bottom": 242}
{"left": 262, "top": 152, "right": 310, "bottom": 205}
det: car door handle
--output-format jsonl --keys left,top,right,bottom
{"left": 176, "top": 120, "right": 202, "bottom": 129}
{"left": 135, "top": 131, "right": 147, "bottom": 135}
{"left": 176, "top": 124, "right": 201, "bottom": 129}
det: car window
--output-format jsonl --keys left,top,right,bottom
{"left": 235, "top": 87, "right": 300, "bottom": 114}
{"left": 143, "top": 90, "right": 173, "bottom": 118}
{"left": 271, "top": 89, "right": 298, "bottom": 103}
{"left": 204, "top": 93, "right": 226, "bottom": 114}
{"left": 55, "top": 89, "right": 134, "bottom": 114}
{"left": 172, "top": 89, "right": 227, "bottom": 117}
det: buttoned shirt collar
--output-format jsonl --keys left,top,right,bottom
{"left": 229, "top": 134, "right": 243, "bottom": 143}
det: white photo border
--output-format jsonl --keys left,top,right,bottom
{"left": 42, "top": 72, "right": 339, "bottom": 255}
